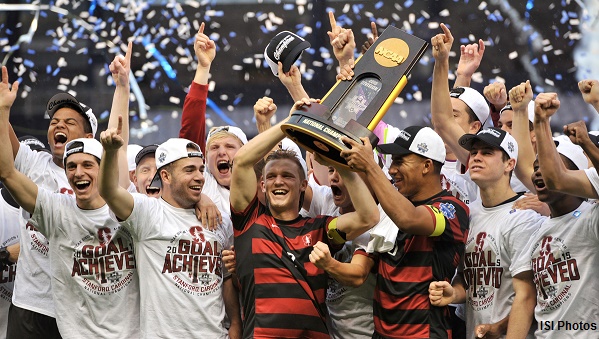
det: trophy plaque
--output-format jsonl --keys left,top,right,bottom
{"left": 281, "top": 25, "right": 428, "bottom": 168}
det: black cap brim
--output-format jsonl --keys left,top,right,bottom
{"left": 135, "top": 145, "right": 158, "bottom": 166}
{"left": 376, "top": 143, "right": 413, "bottom": 156}
{"left": 281, "top": 40, "right": 311, "bottom": 73}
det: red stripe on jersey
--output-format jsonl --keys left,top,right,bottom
{"left": 251, "top": 237, "right": 282, "bottom": 256}
{"left": 375, "top": 289, "right": 430, "bottom": 310}
{"left": 403, "top": 236, "right": 434, "bottom": 253}
{"left": 379, "top": 262, "right": 433, "bottom": 283}
{"left": 254, "top": 268, "right": 296, "bottom": 284}
{"left": 374, "top": 316, "right": 430, "bottom": 339}
{"left": 254, "top": 327, "right": 330, "bottom": 339}
{"left": 256, "top": 298, "right": 321, "bottom": 316}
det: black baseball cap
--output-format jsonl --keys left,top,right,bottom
{"left": 18, "top": 135, "right": 50, "bottom": 154}
{"left": 135, "top": 144, "right": 159, "bottom": 167}
{"left": 264, "top": 31, "right": 311, "bottom": 76}
{"left": 376, "top": 126, "right": 446, "bottom": 163}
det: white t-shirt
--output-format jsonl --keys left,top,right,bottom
{"left": 0, "top": 191, "right": 20, "bottom": 339}
{"left": 30, "top": 189, "right": 140, "bottom": 339}
{"left": 201, "top": 171, "right": 230, "bottom": 216}
{"left": 121, "top": 195, "right": 233, "bottom": 339}
{"left": 526, "top": 201, "right": 599, "bottom": 338}
{"left": 440, "top": 160, "right": 478, "bottom": 205}
{"left": 12, "top": 145, "right": 70, "bottom": 317}
{"left": 307, "top": 182, "right": 375, "bottom": 339}
{"left": 463, "top": 196, "right": 544, "bottom": 339}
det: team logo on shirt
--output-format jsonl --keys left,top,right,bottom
{"left": 161, "top": 226, "right": 224, "bottom": 296}
{"left": 463, "top": 232, "right": 503, "bottom": 311}
{"left": 25, "top": 221, "right": 49, "bottom": 257}
{"left": 71, "top": 227, "right": 136, "bottom": 295}
{"left": 303, "top": 234, "right": 312, "bottom": 246}
{"left": 530, "top": 235, "right": 580, "bottom": 312}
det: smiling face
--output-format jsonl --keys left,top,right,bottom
{"left": 134, "top": 155, "right": 160, "bottom": 198}
{"left": 162, "top": 155, "right": 205, "bottom": 209}
{"left": 387, "top": 153, "right": 427, "bottom": 200}
{"left": 64, "top": 152, "right": 103, "bottom": 209}
{"left": 48, "top": 108, "right": 92, "bottom": 167}
{"left": 261, "top": 158, "right": 307, "bottom": 218}
{"left": 206, "top": 134, "right": 243, "bottom": 188}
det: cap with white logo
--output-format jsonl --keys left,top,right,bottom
{"left": 376, "top": 126, "right": 446, "bottom": 164}
{"left": 450, "top": 87, "right": 489, "bottom": 125}
{"left": 151, "top": 138, "right": 203, "bottom": 187}
{"left": 264, "top": 31, "right": 311, "bottom": 77}
{"left": 459, "top": 127, "right": 518, "bottom": 165}
{"left": 46, "top": 93, "right": 98, "bottom": 137}
{"left": 63, "top": 138, "right": 103, "bottom": 165}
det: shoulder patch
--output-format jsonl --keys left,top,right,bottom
{"left": 438, "top": 202, "right": 457, "bottom": 219}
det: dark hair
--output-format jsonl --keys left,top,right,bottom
{"left": 560, "top": 155, "right": 579, "bottom": 171}
{"left": 264, "top": 149, "right": 306, "bottom": 181}
{"left": 500, "top": 150, "right": 514, "bottom": 178}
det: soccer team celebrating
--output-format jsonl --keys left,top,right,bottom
{"left": 0, "top": 11, "right": 598, "bottom": 339}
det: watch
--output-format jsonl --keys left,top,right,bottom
{"left": 0, "top": 247, "right": 12, "bottom": 267}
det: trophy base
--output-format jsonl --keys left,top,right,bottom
{"left": 281, "top": 103, "right": 379, "bottom": 169}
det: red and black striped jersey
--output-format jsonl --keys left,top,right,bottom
{"left": 231, "top": 196, "right": 342, "bottom": 339}
{"left": 357, "top": 190, "right": 469, "bottom": 339}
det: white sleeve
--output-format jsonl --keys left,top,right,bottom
{"left": 505, "top": 212, "right": 545, "bottom": 276}
{"left": 120, "top": 194, "right": 158, "bottom": 240}
{"left": 29, "top": 188, "right": 64, "bottom": 238}
{"left": 306, "top": 176, "right": 334, "bottom": 217}
{"left": 584, "top": 167, "right": 599, "bottom": 195}
{"left": 14, "top": 145, "right": 53, "bottom": 179}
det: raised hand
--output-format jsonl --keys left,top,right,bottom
{"left": 278, "top": 64, "right": 302, "bottom": 90}
{"left": 431, "top": 23, "right": 453, "bottom": 62}
{"left": 483, "top": 82, "right": 507, "bottom": 109}
{"left": 0, "top": 66, "right": 19, "bottom": 111}
{"left": 361, "top": 21, "right": 379, "bottom": 54}
{"left": 336, "top": 63, "right": 355, "bottom": 81}
{"left": 578, "top": 79, "right": 599, "bottom": 107}
{"left": 253, "top": 97, "right": 277, "bottom": 126}
{"left": 100, "top": 115, "right": 125, "bottom": 151}
{"left": 563, "top": 120, "right": 592, "bottom": 146}
{"left": 327, "top": 11, "right": 356, "bottom": 68}
{"left": 194, "top": 22, "right": 216, "bottom": 68}
{"left": 508, "top": 80, "right": 533, "bottom": 112}
{"left": 339, "top": 136, "right": 375, "bottom": 172}
{"left": 456, "top": 39, "right": 485, "bottom": 79}
{"left": 534, "top": 92, "right": 560, "bottom": 119}
{"left": 109, "top": 41, "right": 132, "bottom": 88}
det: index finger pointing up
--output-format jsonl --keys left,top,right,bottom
{"left": 440, "top": 23, "right": 453, "bottom": 40}
{"left": 199, "top": 22, "right": 205, "bottom": 35}
{"left": 328, "top": 11, "right": 337, "bottom": 29}
{"left": 124, "top": 41, "right": 132, "bottom": 63}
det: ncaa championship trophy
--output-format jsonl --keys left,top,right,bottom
{"left": 281, "top": 26, "right": 428, "bottom": 168}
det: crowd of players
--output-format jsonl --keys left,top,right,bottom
{"left": 0, "top": 12, "right": 598, "bottom": 339}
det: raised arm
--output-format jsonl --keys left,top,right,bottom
{"left": 0, "top": 67, "right": 37, "bottom": 214}
{"left": 510, "top": 81, "right": 535, "bottom": 191}
{"left": 99, "top": 117, "right": 134, "bottom": 220}
{"left": 534, "top": 93, "right": 598, "bottom": 199}
{"left": 563, "top": 120, "right": 599, "bottom": 169}
{"left": 278, "top": 63, "right": 309, "bottom": 103}
{"left": 230, "top": 99, "right": 315, "bottom": 212}
{"left": 454, "top": 39, "right": 485, "bottom": 88}
{"left": 430, "top": 24, "right": 470, "bottom": 164}
{"left": 333, "top": 163, "right": 379, "bottom": 239}
{"left": 341, "top": 137, "right": 441, "bottom": 236}
{"left": 253, "top": 96, "right": 277, "bottom": 133}
{"left": 179, "top": 22, "right": 215, "bottom": 153}
{"left": 108, "top": 41, "right": 132, "bottom": 189}
{"left": 579, "top": 79, "right": 599, "bottom": 113}
{"left": 327, "top": 11, "right": 356, "bottom": 69}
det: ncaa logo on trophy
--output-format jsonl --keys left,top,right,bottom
{"left": 267, "top": 26, "right": 428, "bottom": 168}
